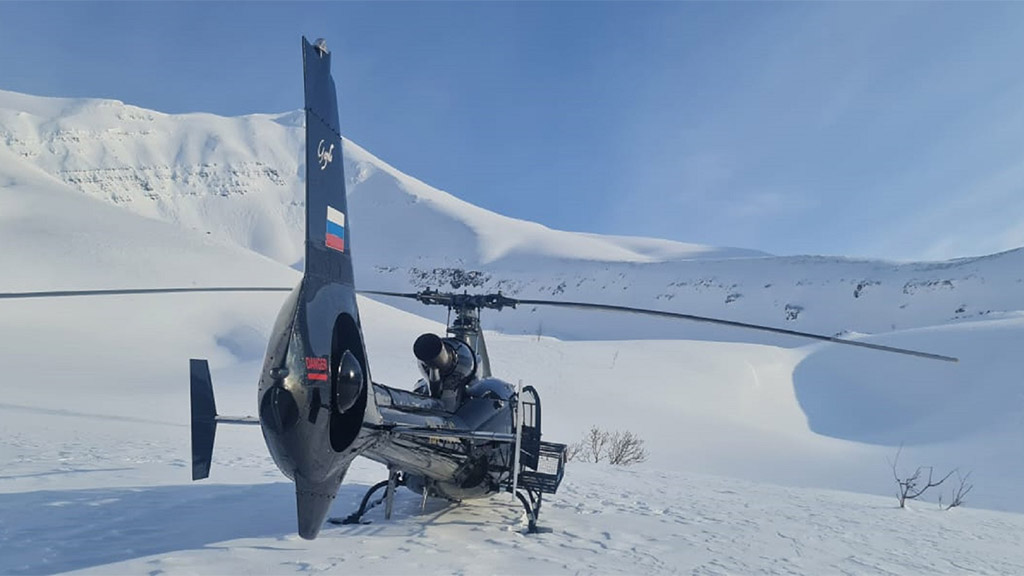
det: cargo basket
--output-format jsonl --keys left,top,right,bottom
{"left": 515, "top": 441, "right": 567, "bottom": 494}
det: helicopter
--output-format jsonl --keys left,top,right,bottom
{"left": 3, "top": 36, "right": 958, "bottom": 541}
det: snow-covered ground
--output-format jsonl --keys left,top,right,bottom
{"left": 2, "top": 89, "right": 1023, "bottom": 574}
{"left": 8, "top": 457, "right": 1024, "bottom": 575}
{"left": 4, "top": 302, "right": 1024, "bottom": 574}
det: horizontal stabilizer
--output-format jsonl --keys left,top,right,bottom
{"left": 216, "top": 415, "right": 260, "bottom": 425}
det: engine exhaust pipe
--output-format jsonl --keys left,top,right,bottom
{"left": 414, "top": 333, "right": 453, "bottom": 373}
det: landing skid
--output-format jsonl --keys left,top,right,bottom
{"left": 329, "top": 469, "right": 402, "bottom": 526}
{"left": 513, "top": 487, "right": 543, "bottom": 533}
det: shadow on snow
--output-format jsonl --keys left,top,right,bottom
{"left": 0, "top": 480, "right": 518, "bottom": 575}
{"left": 0, "top": 481, "right": 371, "bottom": 575}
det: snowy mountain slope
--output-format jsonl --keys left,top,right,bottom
{"left": 0, "top": 145, "right": 298, "bottom": 292}
{"left": 378, "top": 247, "right": 1024, "bottom": 346}
{"left": 0, "top": 88, "right": 759, "bottom": 270}
{"left": 2, "top": 88, "right": 1022, "bottom": 345}
{"left": 796, "top": 314, "right": 1024, "bottom": 446}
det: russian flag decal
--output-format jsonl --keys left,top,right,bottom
{"left": 326, "top": 206, "right": 345, "bottom": 253}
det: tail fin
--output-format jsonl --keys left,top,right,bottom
{"left": 250, "top": 35, "right": 377, "bottom": 541}
{"left": 302, "top": 37, "right": 353, "bottom": 285}
{"left": 190, "top": 358, "right": 217, "bottom": 481}
{"left": 296, "top": 36, "right": 378, "bottom": 429}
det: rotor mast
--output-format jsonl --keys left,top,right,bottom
{"left": 448, "top": 304, "right": 492, "bottom": 378}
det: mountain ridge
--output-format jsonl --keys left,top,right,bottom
{"left": 2, "top": 87, "right": 1021, "bottom": 344}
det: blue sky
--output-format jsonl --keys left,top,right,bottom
{"left": 2, "top": 2, "right": 1024, "bottom": 261}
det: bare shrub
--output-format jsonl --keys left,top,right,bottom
{"left": 946, "top": 470, "right": 974, "bottom": 510}
{"left": 581, "top": 426, "right": 610, "bottom": 463}
{"left": 890, "top": 445, "right": 954, "bottom": 508}
{"left": 567, "top": 426, "right": 646, "bottom": 466}
{"left": 606, "top": 430, "right": 648, "bottom": 466}
{"left": 564, "top": 441, "right": 584, "bottom": 463}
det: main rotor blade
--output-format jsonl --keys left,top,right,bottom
{"left": 359, "top": 290, "right": 421, "bottom": 300}
{"left": 514, "top": 298, "right": 958, "bottom": 363}
{"left": 358, "top": 289, "right": 958, "bottom": 363}
{"left": 0, "top": 287, "right": 293, "bottom": 300}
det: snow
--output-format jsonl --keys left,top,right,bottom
{"left": 5, "top": 85, "right": 1023, "bottom": 339}
{"left": 2, "top": 87, "right": 1024, "bottom": 574}
{"left": 8, "top": 464, "right": 1024, "bottom": 575}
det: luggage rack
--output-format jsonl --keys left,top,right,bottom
{"left": 515, "top": 441, "right": 567, "bottom": 494}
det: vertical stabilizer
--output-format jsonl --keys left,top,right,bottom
{"left": 190, "top": 358, "right": 217, "bottom": 481}
{"left": 302, "top": 36, "right": 353, "bottom": 285}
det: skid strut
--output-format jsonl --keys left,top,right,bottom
{"left": 514, "top": 488, "right": 542, "bottom": 533}
{"left": 329, "top": 469, "right": 403, "bottom": 525}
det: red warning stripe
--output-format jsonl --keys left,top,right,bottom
{"left": 305, "top": 356, "right": 328, "bottom": 371}
{"left": 308, "top": 372, "right": 328, "bottom": 381}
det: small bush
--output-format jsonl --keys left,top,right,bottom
{"left": 890, "top": 445, "right": 955, "bottom": 508}
{"left": 606, "top": 430, "right": 648, "bottom": 465}
{"left": 566, "top": 426, "right": 647, "bottom": 466}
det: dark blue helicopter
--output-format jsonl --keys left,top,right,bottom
{"left": 188, "top": 37, "right": 567, "bottom": 540}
